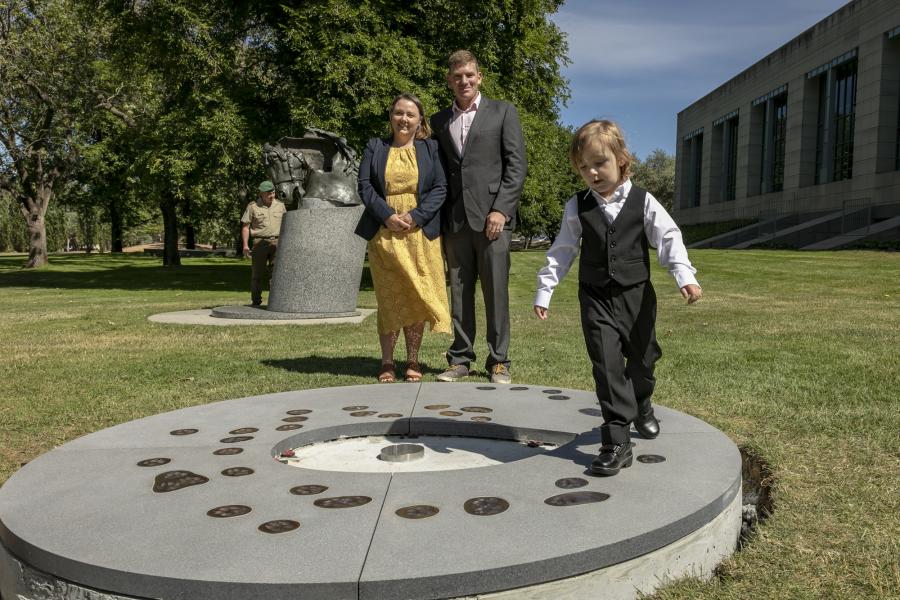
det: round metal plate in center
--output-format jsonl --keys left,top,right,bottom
{"left": 379, "top": 443, "right": 425, "bottom": 463}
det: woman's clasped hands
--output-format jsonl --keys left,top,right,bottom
{"left": 384, "top": 212, "right": 418, "bottom": 233}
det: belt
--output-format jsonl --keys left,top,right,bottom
{"left": 254, "top": 236, "right": 278, "bottom": 241}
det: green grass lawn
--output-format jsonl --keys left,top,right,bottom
{"left": 1, "top": 250, "right": 898, "bottom": 598}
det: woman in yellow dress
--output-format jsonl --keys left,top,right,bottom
{"left": 355, "top": 93, "right": 451, "bottom": 382}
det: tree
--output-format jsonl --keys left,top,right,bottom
{"left": 632, "top": 149, "right": 676, "bottom": 213}
{"left": 0, "top": 0, "right": 104, "bottom": 267}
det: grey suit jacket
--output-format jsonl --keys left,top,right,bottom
{"left": 430, "top": 96, "right": 528, "bottom": 233}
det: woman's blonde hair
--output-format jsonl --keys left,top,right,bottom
{"left": 569, "top": 119, "right": 634, "bottom": 179}
{"left": 389, "top": 93, "right": 432, "bottom": 140}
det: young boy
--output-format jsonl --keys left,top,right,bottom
{"left": 534, "top": 119, "right": 702, "bottom": 476}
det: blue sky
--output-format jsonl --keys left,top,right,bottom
{"left": 552, "top": 0, "right": 851, "bottom": 159}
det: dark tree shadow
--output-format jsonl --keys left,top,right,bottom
{"left": 0, "top": 254, "right": 373, "bottom": 293}
{"left": 262, "top": 355, "right": 439, "bottom": 378}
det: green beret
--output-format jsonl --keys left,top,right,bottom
{"left": 258, "top": 180, "right": 275, "bottom": 192}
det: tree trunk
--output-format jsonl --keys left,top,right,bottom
{"left": 160, "top": 194, "right": 181, "bottom": 267}
{"left": 110, "top": 196, "right": 123, "bottom": 252}
{"left": 183, "top": 200, "right": 196, "bottom": 249}
{"left": 185, "top": 223, "right": 196, "bottom": 250}
{"left": 25, "top": 211, "right": 48, "bottom": 268}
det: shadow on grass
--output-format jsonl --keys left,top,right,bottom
{"left": 0, "top": 254, "right": 374, "bottom": 293}
{"left": 263, "top": 355, "right": 437, "bottom": 378}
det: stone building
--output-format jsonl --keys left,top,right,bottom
{"left": 675, "top": 0, "right": 900, "bottom": 248}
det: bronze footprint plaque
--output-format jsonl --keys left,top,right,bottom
{"left": 276, "top": 424, "right": 303, "bottom": 431}
{"left": 207, "top": 505, "right": 251, "bottom": 518}
{"left": 220, "top": 436, "right": 254, "bottom": 443}
{"left": 290, "top": 485, "right": 328, "bottom": 496}
{"left": 313, "top": 496, "right": 373, "bottom": 509}
{"left": 476, "top": 386, "right": 496, "bottom": 391}
{"left": 137, "top": 458, "right": 171, "bottom": 467}
{"left": 439, "top": 411, "right": 463, "bottom": 416}
{"left": 229, "top": 427, "right": 258, "bottom": 434}
{"left": 542, "top": 389, "right": 562, "bottom": 394}
{"left": 637, "top": 454, "right": 666, "bottom": 464}
{"left": 169, "top": 429, "right": 198, "bottom": 436}
{"left": 547, "top": 395, "right": 570, "bottom": 400}
{"left": 213, "top": 447, "right": 243, "bottom": 456}
{"left": 424, "top": 404, "right": 449, "bottom": 410}
{"left": 258, "top": 520, "right": 300, "bottom": 534}
{"left": 286, "top": 409, "right": 312, "bottom": 415}
{"left": 221, "top": 467, "right": 254, "bottom": 477}
{"left": 153, "top": 471, "right": 209, "bottom": 493}
{"left": 579, "top": 408, "right": 604, "bottom": 417}
{"left": 510, "top": 386, "right": 529, "bottom": 391}
{"left": 396, "top": 505, "right": 440, "bottom": 519}
{"left": 378, "top": 413, "right": 404, "bottom": 418}
{"left": 544, "top": 491, "right": 610, "bottom": 506}
{"left": 350, "top": 411, "right": 377, "bottom": 417}
{"left": 555, "top": 477, "right": 589, "bottom": 489}
{"left": 461, "top": 406, "right": 493, "bottom": 413}
{"left": 342, "top": 406, "right": 368, "bottom": 411}
{"left": 471, "top": 416, "right": 492, "bottom": 422}
{"left": 464, "top": 497, "right": 509, "bottom": 516}
{"left": 282, "top": 416, "right": 308, "bottom": 422}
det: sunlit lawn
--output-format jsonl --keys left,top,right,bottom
{"left": 1, "top": 250, "right": 898, "bottom": 598}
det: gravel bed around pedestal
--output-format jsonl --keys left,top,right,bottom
{"left": 0, "top": 383, "right": 741, "bottom": 600}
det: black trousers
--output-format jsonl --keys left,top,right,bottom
{"left": 442, "top": 227, "right": 511, "bottom": 370}
{"left": 579, "top": 280, "right": 662, "bottom": 445}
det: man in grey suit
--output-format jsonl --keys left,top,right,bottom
{"left": 430, "top": 50, "right": 528, "bottom": 384}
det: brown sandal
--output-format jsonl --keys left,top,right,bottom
{"left": 378, "top": 362, "right": 396, "bottom": 383}
{"left": 404, "top": 361, "right": 422, "bottom": 383}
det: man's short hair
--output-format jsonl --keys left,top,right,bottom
{"left": 448, "top": 49, "right": 480, "bottom": 72}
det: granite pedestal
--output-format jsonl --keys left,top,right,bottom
{"left": 267, "top": 206, "right": 366, "bottom": 315}
{"left": 0, "top": 384, "right": 741, "bottom": 600}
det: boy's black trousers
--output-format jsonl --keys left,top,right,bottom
{"left": 579, "top": 280, "right": 662, "bottom": 445}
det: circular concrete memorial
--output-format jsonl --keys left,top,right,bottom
{"left": 0, "top": 384, "right": 741, "bottom": 600}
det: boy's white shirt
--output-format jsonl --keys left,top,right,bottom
{"left": 534, "top": 179, "right": 699, "bottom": 309}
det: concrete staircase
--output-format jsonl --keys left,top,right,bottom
{"left": 689, "top": 202, "right": 900, "bottom": 249}
{"left": 801, "top": 213, "right": 900, "bottom": 249}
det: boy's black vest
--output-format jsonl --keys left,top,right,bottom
{"left": 577, "top": 185, "right": 650, "bottom": 287}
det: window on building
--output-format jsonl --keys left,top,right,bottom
{"left": 680, "top": 129, "right": 703, "bottom": 209}
{"left": 712, "top": 112, "right": 739, "bottom": 202}
{"left": 811, "top": 50, "right": 858, "bottom": 184}
{"left": 753, "top": 87, "right": 787, "bottom": 194}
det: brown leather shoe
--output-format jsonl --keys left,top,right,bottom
{"left": 436, "top": 364, "right": 469, "bottom": 382}
{"left": 489, "top": 363, "right": 511, "bottom": 384}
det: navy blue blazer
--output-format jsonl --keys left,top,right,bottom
{"left": 354, "top": 137, "right": 447, "bottom": 241}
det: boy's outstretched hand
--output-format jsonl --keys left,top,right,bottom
{"left": 681, "top": 284, "right": 702, "bottom": 304}
{"left": 534, "top": 305, "right": 549, "bottom": 320}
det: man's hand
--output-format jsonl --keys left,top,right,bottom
{"left": 242, "top": 246, "right": 252, "bottom": 258}
{"left": 484, "top": 210, "right": 506, "bottom": 241}
{"left": 385, "top": 214, "right": 411, "bottom": 233}
{"left": 680, "top": 284, "right": 702, "bottom": 304}
{"left": 533, "top": 305, "right": 549, "bottom": 320}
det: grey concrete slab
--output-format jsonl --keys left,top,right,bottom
{"left": 211, "top": 305, "right": 361, "bottom": 319}
{"left": 148, "top": 308, "right": 375, "bottom": 326}
{"left": 359, "top": 430, "right": 740, "bottom": 600}
{"left": 61, "top": 385, "right": 419, "bottom": 451}
{"left": 1, "top": 446, "right": 389, "bottom": 600}
{"left": 0, "top": 383, "right": 740, "bottom": 600}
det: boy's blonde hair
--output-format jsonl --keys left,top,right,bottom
{"left": 569, "top": 119, "right": 635, "bottom": 179}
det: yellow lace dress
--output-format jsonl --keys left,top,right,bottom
{"left": 368, "top": 146, "right": 451, "bottom": 335}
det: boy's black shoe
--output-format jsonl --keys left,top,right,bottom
{"left": 633, "top": 410, "right": 660, "bottom": 439}
{"left": 590, "top": 442, "right": 634, "bottom": 476}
